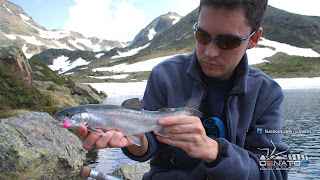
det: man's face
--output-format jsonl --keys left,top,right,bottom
{"left": 196, "top": 6, "right": 253, "bottom": 80}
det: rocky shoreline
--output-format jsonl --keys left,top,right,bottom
{"left": 0, "top": 46, "right": 108, "bottom": 179}
{"left": 0, "top": 111, "right": 151, "bottom": 180}
{"left": 0, "top": 112, "right": 86, "bottom": 179}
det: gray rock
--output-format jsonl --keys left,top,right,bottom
{"left": 0, "top": 112, "right": 86, "bottom": 179}
{"left": 73, "top": 82, "right": 102, "bottom": 104}
{"left": 33, "top": 80, "right": 56, "bottom": 90}
{"left": 0, "top": 46, "right": 33, "bottom": 86}
{"left": 109, "top": 162, "right": 151, "bottom": 180}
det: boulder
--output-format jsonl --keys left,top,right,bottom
{"left": 109, "top": 162, "right": 151, "bottom": 180}
{"left": 0, "top": 46, "right": 33, "bottom": 86}
{"left": 73, "top": 82, "right": 103, "bottom": 104}
{"left": 0, "top": 112, "right": 86, "bottom": 179}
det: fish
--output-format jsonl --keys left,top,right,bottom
{"left": 52, "top": 98, "right": 202, "bottom": 146}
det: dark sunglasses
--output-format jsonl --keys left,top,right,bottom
{"left": 193, "top": 22, "right": 255, "bottom": 50}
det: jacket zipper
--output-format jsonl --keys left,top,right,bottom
{"left": 224, "top": 96, "right": 232, "bottom": 141}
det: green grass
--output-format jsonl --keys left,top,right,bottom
{"left": 0, "top": 65, "right": 61, "bottom": 117}
{"left": 29, "top": 59, "right": 75, "bottom": 88}
{"left": 252, "top": 53, "right": 320, "bottom": 78}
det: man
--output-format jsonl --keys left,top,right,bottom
{"left": 79, "top": 0, "right": 288, "bottom": 179}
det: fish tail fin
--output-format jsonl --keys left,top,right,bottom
{"left": 154, "top": 127, "right": 169, "bottom": 137}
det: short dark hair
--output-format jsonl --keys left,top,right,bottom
{"left": 199, "top": 0, "right": 268, "bottom": 32}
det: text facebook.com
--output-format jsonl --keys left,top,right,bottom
{"left": 257, "top": 128, "right": 312, "bottom": 135}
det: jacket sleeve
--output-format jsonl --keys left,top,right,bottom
{"left": 193, "top": 85, "right": 289, "bottom": 180}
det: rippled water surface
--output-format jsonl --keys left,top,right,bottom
{"left": 87, "top": 89, "right": 320, "bottom": 179}
{"left": 281, "top": 89, "right": 320, "bottom": 179}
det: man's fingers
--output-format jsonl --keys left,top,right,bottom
{"left": 158, "top": 116, "right": 200, "bottom": 126}
{"left": 109, "top": 131, "right": 126, "bottom": 148}
{"left": 96, "top": 131, "right": 115, "bottom": 149}
{"left": 162, "top": 124, "right": 198, "bottom": 134}
{"left": 82, "top": 133, "right": 102, "bottom": 150}
{"left": 78, "top": 125, "right": 88, "bottom": 139}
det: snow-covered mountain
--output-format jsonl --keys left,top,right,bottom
{"left": 130, "top": 12, "right": 182, "bottom": 48}
{"left": 0, "top": 0, "right": 126, "bottom": 58}
{"left": 2, "top": 0, "right": 320, "bottom": 81}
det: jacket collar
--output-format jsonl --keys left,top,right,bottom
{"left": 187, "top": 50, "right": 249, "bottom": 96}
{"left": 187, "top": 50, "right": 204, "bottom": 82}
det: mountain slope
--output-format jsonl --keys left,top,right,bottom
{"left": 130, "top": 12, "right": 182, "bottom": 48}
{"left": 35, "top": 5, "right": 320, "bottom": 78}
{"left": 0, "top": 0, "right": 124, "bottom": 58}
{"left": 262, "top": 6, "right": 320, "bottom": 53}
{"left": 142, "top": 5, "right": 320, "bottom": 55}
{"left": 2, "top": 0, "right": 320, "bottom": 80}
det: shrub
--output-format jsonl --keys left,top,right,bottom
{"left": 0, "top": 65, "right": 60, "bottom": 116}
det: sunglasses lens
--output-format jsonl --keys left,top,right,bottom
{"left": 194, "top": 25, "right": 245, "bottom": 50}
{"left": 217, "top": 36, "right": 241, "bottom": 50}
{"left": 195, "top": 29, "right": 210, "bottom": 45}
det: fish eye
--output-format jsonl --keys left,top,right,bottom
{"left": 66, "top": 113, "right": 71, "bottom": 118}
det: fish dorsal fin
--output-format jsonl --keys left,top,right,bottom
{"left": 181, "top": 98, "right": 202, "bottom": 109}
{"left": 158, "top": 98, "right": 203, "bottom": 118}
{"left": 121, "top": 98, "right": 144, "bottom": 110}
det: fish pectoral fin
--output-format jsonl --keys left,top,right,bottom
{"left": 87, "top": 127, "right": 106, "bottom": 136}
{"left": 127, "top": 135, "right": 142, "bottom": 146}
{"left": 154, "top": 127, "right": 169, "bottom": 137}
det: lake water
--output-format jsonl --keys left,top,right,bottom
{"left": 87, "top": 89, "right": 320, "bottom": 179}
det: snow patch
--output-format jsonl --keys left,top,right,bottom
{"left": 52, "top": 40, "right": 73, "bottom": 50}
{"left": 39, "top": 29, "right": 71, "bottom": 39}
{"left": 49, "top": 56, "right": 90, "bottom": 74}
{"left": 148, "top": 28, "right": 157, "bottom": 40}
{"left": 93, "top": 55, "right": 176, "bottom": 73}
{"left": 4, "top": 34, "right": 16, "bottom": 40}
{"left": 89, "top": 74, "right": 129, "bottom": 79}
{"left": 247, "top": 47, "right": 275, "bottom": 65}
{"left": 275, "top": 77, "right": 320, "bottom": 89}
{"left": 111, "top": 43, "right": 150, "bottom": 59}
{"left": 247, "top": 37, "right": 320, "bottom": 65}
{"left": 95, "top": 53, "right": 105, "bottom": 58}
{"left": 77, "top": 38, "right": 102, "bottom": 52}
{"left": 68, "top": 40, "right": 84, "bottom": 50}
{"left": 19, "top": 14, "right": 30, "bottom": 21}
{"left": 120, "top": 42, "right": 130, "bottom": 48}
{"left": 68, "top": 38, "right": 103, "bottom": 51}
{"left": 18, "top": 35, "right": 44, "bottom": 46}
{"left": 3, "top": 4, "right": 12, "bottom": 13}
{"left": 259, "top": 38, "right": 320, "bottom": 57}
{"left": 22, "top": 44, "right": 33, "bottom": 59}
{"left": 170, "top": 15, "right": 181, "bottom": 25}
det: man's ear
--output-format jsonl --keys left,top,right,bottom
{"left": 248, "top": 27, "right": 263, "bottom": 49}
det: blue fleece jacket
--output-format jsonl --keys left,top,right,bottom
{"left": 123, "top": 51, "right": 288, "bottom": 180}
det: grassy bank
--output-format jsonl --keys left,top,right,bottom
{"left": 252, "top": 53, "right": 320, "bottom": 78}
{"left": 0, "top": 65, "right": 61, "bottom": 118}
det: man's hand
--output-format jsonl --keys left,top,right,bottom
{"left": 78, "top": 125, "right": 144, "bottom": 151}
{"left": 155, "top": 115, "right": 219, "bottom": 163}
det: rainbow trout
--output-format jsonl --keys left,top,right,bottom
{"left": 52, "top": 98, "right": 202, "bottom": 146}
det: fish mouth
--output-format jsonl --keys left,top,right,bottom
{"left": 51, "top": 121, "right": 65, "bottom": 127}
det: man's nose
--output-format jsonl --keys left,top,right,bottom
{"left": 205, "top": 41, "right": 220, "bottom": 57}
